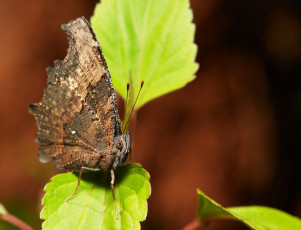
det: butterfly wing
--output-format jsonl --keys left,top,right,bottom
{"left": 29, "top": 17, "right": 121, "bottom": 171}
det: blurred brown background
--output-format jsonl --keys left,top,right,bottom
{"left": 0, "top": 0, "right": 301, "bottom": 229}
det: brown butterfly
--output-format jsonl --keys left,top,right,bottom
{"left": 29, "top": 17, "right": 132, "bottom": 217}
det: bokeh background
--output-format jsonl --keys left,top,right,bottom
{"left": 0, "top": 0, "right": 301, "bottom": 229}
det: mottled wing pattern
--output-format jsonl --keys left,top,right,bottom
{"left": 29, "top": 17, "right": 121, "bottom": 171}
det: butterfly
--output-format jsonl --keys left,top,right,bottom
{"left": 29, "top": 17, "right": 131, "bottom": 214}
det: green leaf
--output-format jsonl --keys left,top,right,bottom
{"left": 228, "top": 206, "right": 301, "bottom": 230}
{"left": 41, "top": 164, "right": 150, "bottom": 230}
{"left": 0, "top": 203, "right": 6, "bottom": 216}
{"left": 91, "top": 0, "right": 198, "bottom": 110}
{"left": 197, "top": 189, "right": 301, "bottom": 230}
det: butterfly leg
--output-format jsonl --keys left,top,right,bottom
{"left": 65, "top": 167, "right": 83, "bottom": 202}
{"left": 110, "top": 169, "right": 118, "bottom": 219}
{"left": 65, "top": 166, "right": 101, "bottom": 202}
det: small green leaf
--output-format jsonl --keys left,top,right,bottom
{"left": 0, "top": 203, "right": 7, "bottom": 216}
{"left": 91, "top": 0, "right": 198, "bottom": 110}
{"left": 41, "top": 164, "right": 150, "bottom": 230}
{"left": 197, "top": 189, "right": 301, "bottom": 230}
{"left": 228, "top": 206, "right": 301, "bottom": 230}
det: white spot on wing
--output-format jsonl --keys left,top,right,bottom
{"left": 93, "top": 40, "right": 99, "bottom": 47}
{"left": 67, "top": 77, "right": 78, "bottom": 90}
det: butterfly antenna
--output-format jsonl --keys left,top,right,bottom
{"left": 123, "top": 81, "right": 144, "bottom": 132}
{"left": 121, "top": 83, "right": 130, "bottom": 133}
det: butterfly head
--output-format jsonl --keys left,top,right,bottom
{"left": 112, "top": 132, "right": 131, "bottom": 170}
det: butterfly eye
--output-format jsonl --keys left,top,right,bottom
{"left": 115, "top": 140, "right": 123, "bottom": 151}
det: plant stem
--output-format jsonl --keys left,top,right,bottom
{"left": 1, "top": 212, "right": 33, "bottom": 230}
{"left": 182, "top": 219, "right": 201, "bottom": 230}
